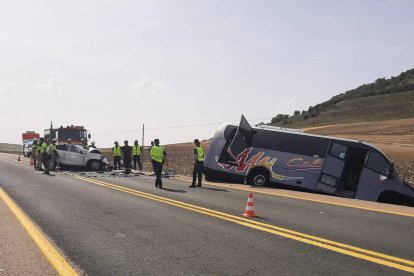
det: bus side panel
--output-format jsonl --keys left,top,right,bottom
{"left": 284, "top": 169, "right": 322, "bottom": 191}
{"left": 357, "top": 168, "right": 414, "bottom": 201}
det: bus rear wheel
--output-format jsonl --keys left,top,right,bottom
{"left": 248, "top": 169, "right": 270, "bottom": 187}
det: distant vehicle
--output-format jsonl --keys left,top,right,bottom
{"left": 44, "top": 123, "right": 90, "bottom": 144}
{"left": 203, "top": 115, "right": 414, "bottom": 206}
{"left": 23, "top": 142, "right": 33, "bottom": 157}
{"left": 22, "top": 131, "right": 40, "bottom": 157}
{"left": 56, "top": 144, "right": 109, "bottom": 170}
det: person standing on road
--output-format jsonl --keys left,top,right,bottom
{"left": 37, "top": 138, "right": 49, "bottom": 174}
{"left": 81, "top": 139, "right": 89, "bottom": 150}
{"left": 47, "top": 139, "right": 58, "bottom": 172}
{"left": 132, "top": 140, "right": 142, "bottom": 171}
{"left": 121, "top": 140, "right": 132, "bottom": 174}
{"left": 31, "top": 139, "right": 38, "bottom": 170}
{"left": 189, "top": 139, "right": 204, "bottom": 188}
{"left": 89, "top": 141, "right": 97, "bottom": 149}
{"left": 112, "top": 141, "right": 122, "bottom": 170}
{"left": 36, "top": 138, "right": 47, "bottom": 171}
{"left": 150, "top": 139, "right": 168, "bottom": 189}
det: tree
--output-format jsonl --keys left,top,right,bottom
{"left": 294, "top": 110, "right": 300, "bottom": 116}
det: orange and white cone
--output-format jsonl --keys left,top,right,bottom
{"left": 242, "top": 192, "right": 256, "bottom": 217}
{"left": 17, "top": 155, "right": 21, "bottom": 161}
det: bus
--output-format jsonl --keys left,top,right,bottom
{"left": 203, "top": 115, "right": 414, "bottom": 205}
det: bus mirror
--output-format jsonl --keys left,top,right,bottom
{"left": 88, "top": 134, "right": 91, "bottom": 139}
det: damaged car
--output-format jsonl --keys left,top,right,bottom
{"left": 56, "top": 144, "right": 109, "bottom": 170}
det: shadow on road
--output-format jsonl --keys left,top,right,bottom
{"left": 199, "top": 187, "right": 229, "bottom": 192}
{"left": 162, "top": 188, "right": 187, "bottom": 193}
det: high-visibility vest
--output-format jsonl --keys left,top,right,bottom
{"left": 195, "top": 146, "right": 204, "bottom": 161}
{"left": 113, "top": 145, "right": 121, "bottom": 156}
{"left": 151, "top": 146, "right": 164, "bottom": 163}
{"left": 31, "top": 144, "right": 37, "bottom": 150}
{"left": 132, "top": 145, "right": 141, "bottom": 156}
{"left": 83, "top": 144, "right": 89, "bottom": 150}
{"left": 39, "top": 143, "right": 47, "bottom": 154}
{"left": 47, "top": 144, "right": 56, "bottom": 155}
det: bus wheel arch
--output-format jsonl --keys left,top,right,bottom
{"left": 377, "top": 190, "right": 414, "bottom": 206}
{"left": 248, "top": 167, "right": 270, "bottom": 187}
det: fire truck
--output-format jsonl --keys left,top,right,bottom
{"left": 44, "top": 122, "right": 90, "bottom": 144}
{"left": 22, "top": 131, "right": 40, "bottom": 157}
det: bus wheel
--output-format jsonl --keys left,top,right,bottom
{"left": 248, "top": 169, "right": 269, "bottom": 187}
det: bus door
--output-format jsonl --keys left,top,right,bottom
{"left": 316, "top": 142, "right": 348, "bottom": 194}
{"left": 218, "top": 115, "right": 254, "bottom": 166}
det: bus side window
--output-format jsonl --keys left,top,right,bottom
{"left": 330, "top": 143, "right": 347, "bottom": 160}
{"left": 366, "top": 151, "right": 390, "bottom": 176}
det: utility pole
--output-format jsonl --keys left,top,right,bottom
{"left": 141, "top": 124, "right": 145, "bottom": 167}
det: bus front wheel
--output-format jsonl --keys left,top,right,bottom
{"left": 248, "top": 168, "right": 270, "bottom": 187}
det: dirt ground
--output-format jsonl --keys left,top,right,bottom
{"left": 304, "top": 118, "right": 414, "bottom": 185}
{"left": 101, "top": 119, "right": 414, "bottom": 186}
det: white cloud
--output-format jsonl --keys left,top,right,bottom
{"left": 36, "top": 68, "right": 67, "bottom": 94}
{"left": 272, "top": 95, "right": 298, "bottom": 115}
{"left": 0, "top": 82, "right": 18, "bottom": 98}
{"left": 131, "top": 74, "right": 168, "bottom": 95}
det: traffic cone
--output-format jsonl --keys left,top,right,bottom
{"left": 242, "top": 192, "right": 256, "bottom": 217}
{"left": 17, "top": 155, "right": 21, "bottom": 161}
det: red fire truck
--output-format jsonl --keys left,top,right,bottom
{"left": 44, "top": 123, "right": 90, "bottom": 144}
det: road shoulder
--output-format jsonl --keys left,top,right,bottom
{"left": 0, "top": 191, "right": 56, "bottom": 276}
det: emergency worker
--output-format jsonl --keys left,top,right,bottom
{"left": 31, "top": 139, "right": 38, "bottom": 170}
{"left": 37, "top": 138, "right": 48, "bottom": 173}
{"left": 90, "top": 141, "right": 97, "bottom": 149}
{"left": 189, "top": 139, "right": 204, "bottom": 188}
{"left": 47, "top": 139, "right": 58, "bottom": 172}
{"left": 81, "top": 139, "right": 89, "bottom": 150}
{"left": 132, "top": 140, "right": 142, "bottom": 170}
{"left": 121, "top": 140, "right": 132, "bottom": 174}
{"left": 150, "top": 139, "right": 167, "bottom": 189}
{"left": 112, "top": 141, "right": 122, "bottom": 170}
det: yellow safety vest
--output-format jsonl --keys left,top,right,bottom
{"left": 39, "top": 143, "right": 47, "bottom": 154}
{"left": 151, "top": 146, "right": 164, "bottom": 163}
{"left": 195, "top": 146, "right": 204, "bottom": 161}
{"left": 113, "top": 145, "right": 121, "bottom": 156}
{"left": 47, "top": 144, "right": 56, "bottom": 155}
{"left": 132, "top": 145, "right": 141, "bottom": 156}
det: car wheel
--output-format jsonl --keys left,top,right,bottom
{"left": 248, "top": 169, "right": 269, "bottom": 187}
{"left": 89, "top": 160, "right": 101, "bottom": 171}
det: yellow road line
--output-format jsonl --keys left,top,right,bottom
{"left": 73, "top": 175, "right": 414, "bottom": 273}
{"left": 0, "top": 187, "right": 78, "bottom": 276}
{"left": 177, "top": 178, "right": 414, "bottom": 218}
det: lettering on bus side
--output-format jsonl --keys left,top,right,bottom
{"left": 287, "top": 158, "right": 323, "bottom": 169}
{"left": 216, "top": 147, "right": 304, "bottom": 181}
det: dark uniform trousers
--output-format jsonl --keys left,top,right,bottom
{"left": 123, "top": 156, "right": 131, "bottom": 169}
{"left": 42, "top": 152, "right": 49, "bottom": 173}
{"left": 152, "top": 160, "right": 163, "bottom": 188}
{"left": 114, "top": 156, "right": 121, "bottom": 170}
{"left": 192, "top": 160, "right": 204, "bottom": 186}
{"left": 133, "top": 155, "right": 142, "bottom": 170}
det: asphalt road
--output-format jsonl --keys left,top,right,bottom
{"left": 0, "top": 154, "right": 413, "bottom": 275}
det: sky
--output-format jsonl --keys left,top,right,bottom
{"left": 1, "top": 0, "right": 413, "bottom": 147}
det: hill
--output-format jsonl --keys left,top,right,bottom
{"left": 270, "top": 68, "right": 414, "bottom": 128}
{"left": 271, "top": 90, "right": 414, "bottom": 128}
